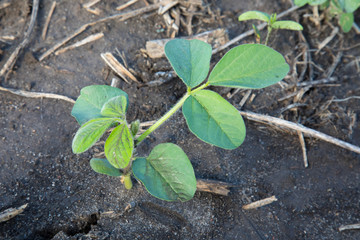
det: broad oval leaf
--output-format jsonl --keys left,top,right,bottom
{"left": 132, "top": 143, "right": 196, "bottom": 202}
{"left": 343, "top": 0, "right": 360, "bottom": 13}
{"left": 294, "top": 0, "right": 308, "bottom": 7}
{"left": 90, "top": 158, "right": 122, "bottom": 177}
{"left": 272, "top": 21, "right": 303, "bottom": 31}
{"left": 208, "top": 44, "right": 289, "bottom": 89}
{"left": 309, "top": 0, "right": 328, "bottom": 5}
{"left": 339, "top": 12, "right": 354, "bottom": 32}
{"left": 294, "top": 0, "right": 327, "bottom": 6}
{"left": 165, "top": 39, "right": 212, "bottom": 88}
{"left": 101, "top": 95, "right": 128, "bottom": 119}
{"left": 105, "top": 123, "right": 134, "bottom": 169}
{"left": 182, "top": 90, "right": 246, "bottom": 149}
{"left": 238, "top": 11, "right": 270, "bottom": 22}
{"left": 72, "top": 85, "right": 128, "bottom": 125}
{"left": 72, "top": 118, "right": 115, "bottom": 154}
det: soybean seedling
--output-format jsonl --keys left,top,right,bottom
{"left": 294, "top": 0, "right": 360, "bottom": 32}
{"left": 238, "top": 11, "right": 303, "bottom": 45}
{"left": 71, "top": 39, "right": 290, "bottom": 202}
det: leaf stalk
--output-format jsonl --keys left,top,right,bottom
{"left": 135, "top": 82, "right": 209, "bottom": 145}
{"left": 135, "top": 92, "right": 190, "bottom": 145}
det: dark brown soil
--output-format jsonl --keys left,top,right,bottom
{"left": 1, "top": 0, "right": 360, "bottom": 239}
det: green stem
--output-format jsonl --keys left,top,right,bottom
{"left": 191, "top": 82, "right": 209, "bottom": 94}
{"left": 135, "top": 82, "right": 209, "bottom": 145}
{"left": 265, "top": 26, "right": 272, "bottom": 46}
{"left": 136, "top": 92, "right": 190, "bottom": 145}
{"left": 122, "top": 172, "right": 133, "bottom": 190}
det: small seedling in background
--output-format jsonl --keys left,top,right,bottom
{"left": 238, "top": 10, "right": 303, "bottom": 45}
{"left": 294, "top": 0, "right": 360, "bottom": 32}
{"left": 71, "top": 39, "right": 290, "bottom": 202}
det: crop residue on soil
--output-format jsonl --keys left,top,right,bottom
{"left": 1, "top": 0, "right": 360, "bottom": 239}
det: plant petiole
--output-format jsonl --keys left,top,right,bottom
{"left": 135, "top": 82, "right": 211, "bottom": 145}
{"left": 190, "top": 82, "right": 209, "bottom": 95}
{"left": 135, "top": 92, "right": 190, "bottom": 145}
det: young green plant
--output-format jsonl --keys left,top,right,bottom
{"left": 238, "top": 10, "right": 303, "bottom": 45}
{"left": 294, "top": 0, "right": 360, "bottom": 32}
{"left": 71, "top": 39, "right": 290, "bottom": 202}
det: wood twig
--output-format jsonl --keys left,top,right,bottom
{"left": 146, "top": 28, "right": 228, "bottom": 58}
{"left": 39, "top": 3, "right": 161, "bottom": 61}
{"left": 298, "top": 31, "right": 314, "bottom": 81}
{"left": 240, "top": 111, "right": 360, "bottom": 155}
{"left": 42, "top": 1, "right": 57, "bottom": 40}
{"left": 242, "top": 196, "right": 278, "bottom": 210}
{"left": 0, "top": 0, "right": 39, "bottom": 77}
{"left": 101, "top": 52, "right": 139, "bottom": 83}
{"left": 297, "top": 77, "right": 337, "bottom": 87}
{"left": 116, "top": 0, "right": 139, "bottom": 11}
{"left": 83, "top": 0, "right": 102, "bottom": 8}
{"left": 0, "top": 86, "right": 75, "bottom": 104}
{"left": 239, "top": 90, "right": 252, "bottom": 109}
{"left": 331, "top": 96, "right": 360, "bottom": 103}
{"left": 298, "top": 131, "right": 308, "bottom": 167}
{"left": 83, "top": 0, "right": 102, "bottom": 15}
{"left": 227, "top": 88, "right": 242, "bottom": 99}
{"left": 325, "top": 52, "right": 342, "bottom": 78}
{"left": 316, "top": 27, "right": 339, "bottom": 54}
{"left": 158, "top": 0, "right": 178, "bottom": 15}
{"left": 196, "top": 179, "right": 233, "bottom": 196}
{"left": 0, "top": 35, "right": 15, "bottom": 42}
{"left": 212, "top": 5, "right": 300, "bottom": 54}
{"left": 0, "top": 0, "right": 11, "bottom": 10}
{"left": 110, "top": 77, "right": 121, "bottom": 88}
{"left": 0, "top": 204, "right": 28, "bottom": 223}
{"left": 339, "top": 223, "right": 360, "bottom": 231}
{"left": 55, "top": 32, "right": 104, "bottom": 55}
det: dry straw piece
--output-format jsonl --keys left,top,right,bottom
{"left": 101, "top": 52, "right": 139, "bottom": 84}
{"left": 55, "top": 32, "right": 104, "bottom": 55}
{"left": 0, "top": 204, "right": 28, "bottom": 223}
{"left": 242, "top": 196, "right": 278, "bottom": 210}
{"left": 42, "top": 1, "right": 57, "bottom": 40}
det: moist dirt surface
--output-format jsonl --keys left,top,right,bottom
{"left": 1, "top": 0, "right": 360, "bottom": 239}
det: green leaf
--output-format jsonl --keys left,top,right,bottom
{"left": 343, "top": 0, "right": 360, "bottom": 13}
{"left": 294, "top": 0, "right": 309, "bottom": 7}
{"left": 208, "top": 44, "right": 289, "bottom": 89}
{"left": 101, "top": 95, "right": 128, "bottom": 119}
{"left": 238, "top": 11, "right": 270, "bottom": 22}
{"left": 339, "top": 12, "right": 354, "bottom": 32}
{"left": 72, "top": 118, "right": 115, "bottom": 154}
{"left": 72, "top": 85, "right": 128, "bottom": 125}
{"left": 294, "top": 0, "right": 328, "bottom": 6}
{"left": 182, "top": 90, "right": 246, "bottom": 149}
{"left": 329, "top": 0, "right": 345, "bottom": 15}
{"left": 90, "top": 158, "right": 122, "bottom": 177}
{"left": 270, "top": 13, "right": 277, "bottom": 24}
{"left": 105, "top": 124, "right": 134, "bottom": 169}
{"left": 308, "top": 0, "right": 328, "bottom": 5}
{"left": 164, "top": 39, "right": 212, "bottom": 88}
{"left": 132, "top": 143, "right": 197, "bottom": 202}
{"left": 272, "top": 21, "right": 303, "bottom": 30}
